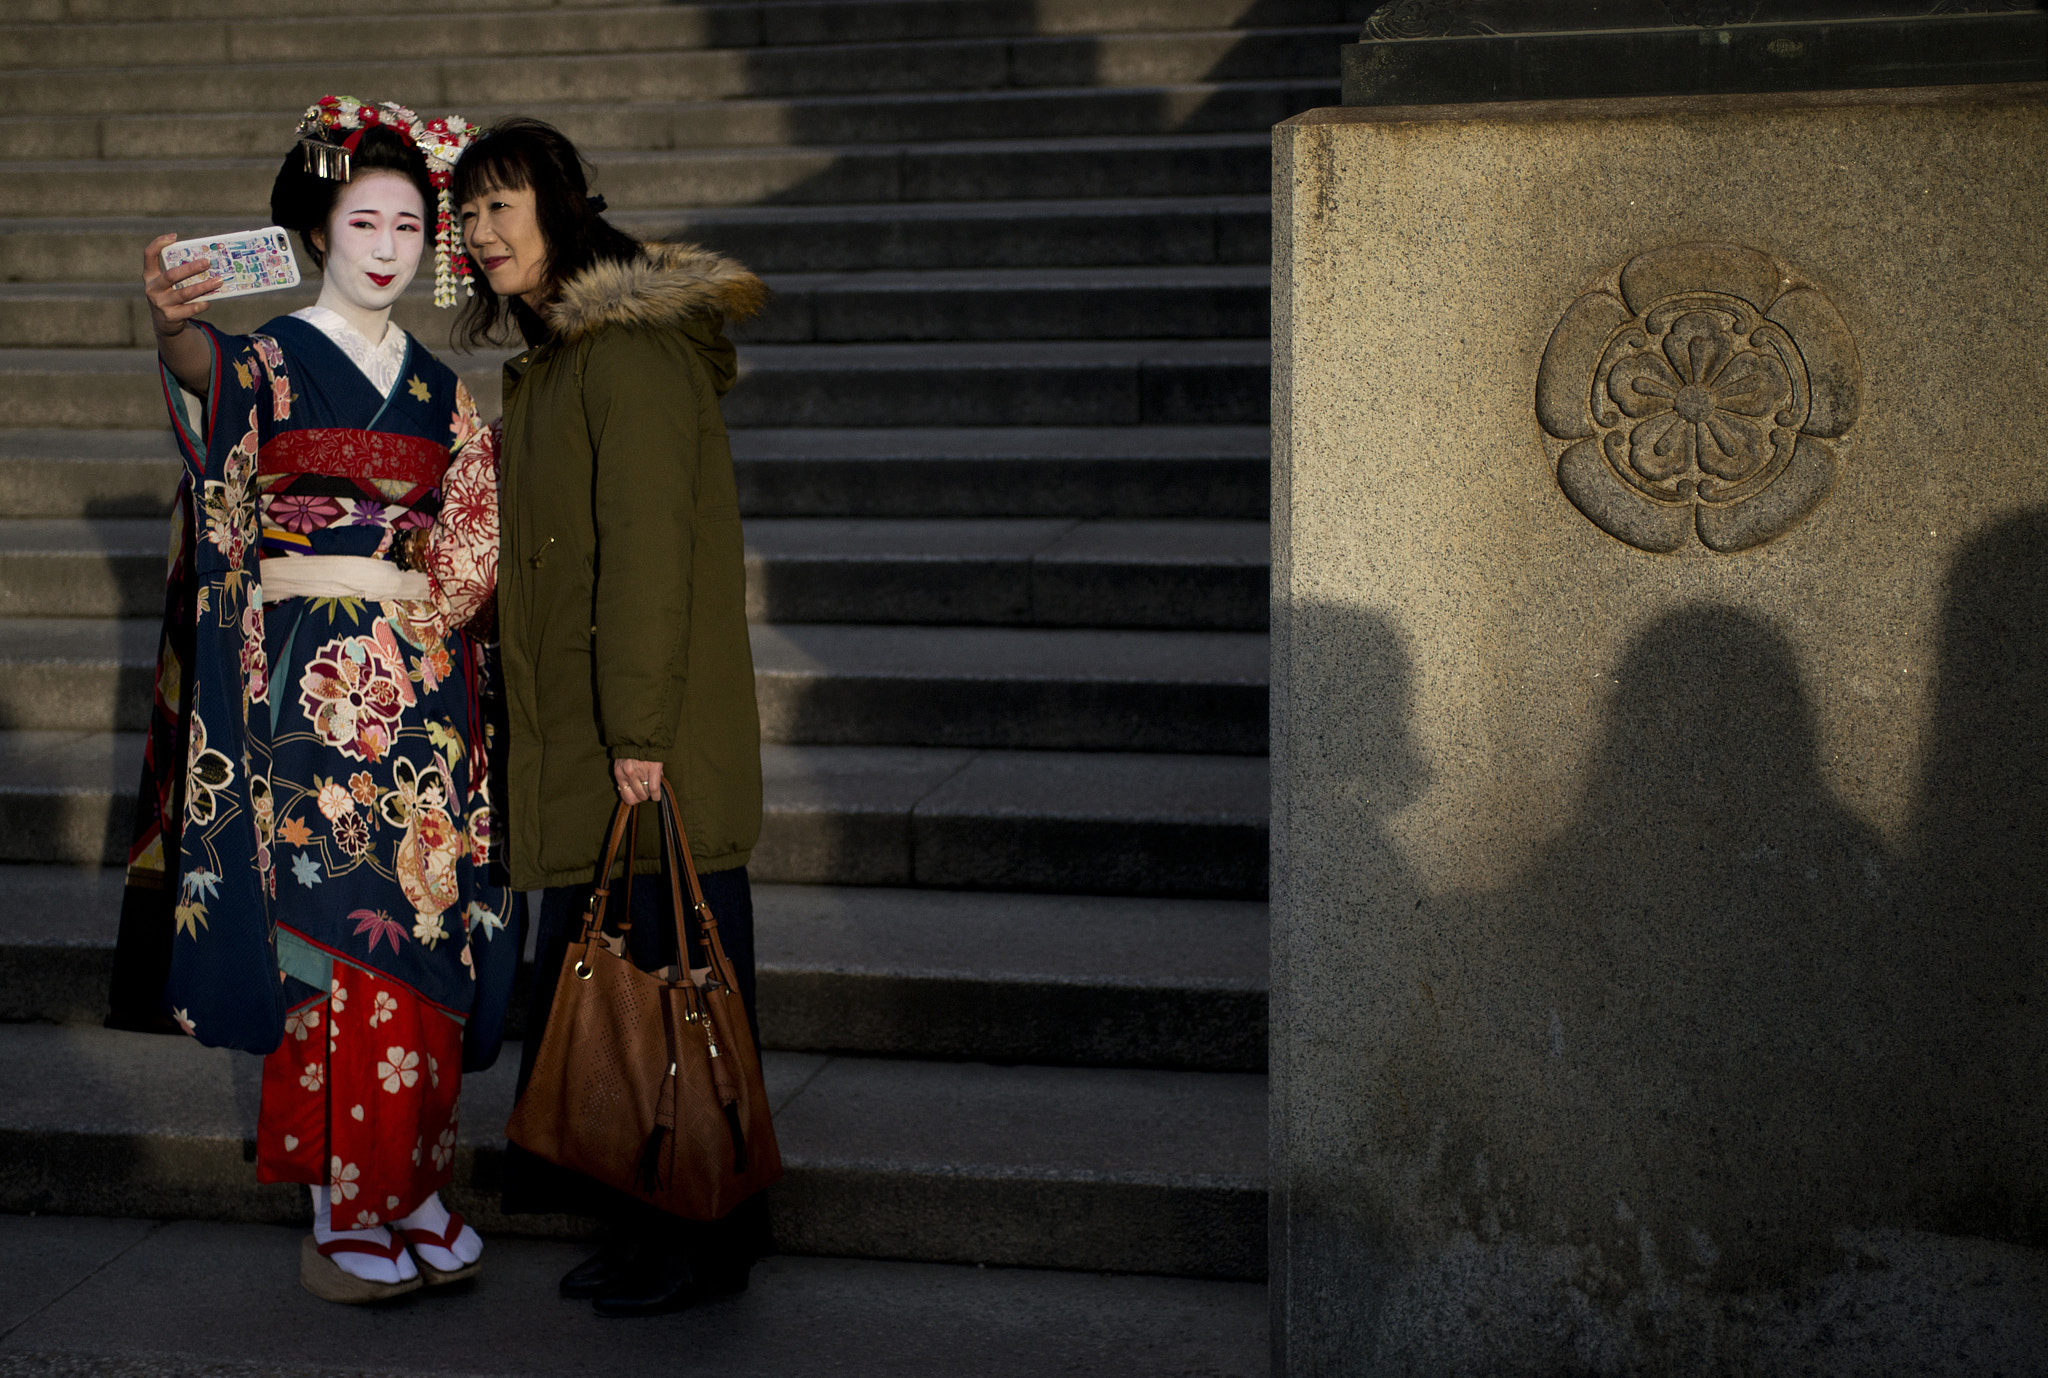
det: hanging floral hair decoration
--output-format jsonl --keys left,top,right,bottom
{"left": 293, "top": 96, "right": 480, "bottom": 309}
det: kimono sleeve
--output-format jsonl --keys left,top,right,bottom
{"left": 159, "top": 322, "right": 281, "bottom": 485}
{"left": 421, "top": 382, "right": 499, "bottom": 632}
{"left": 157, "top": 322, "right": 288, "bottom": 1055}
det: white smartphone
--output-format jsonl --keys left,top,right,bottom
{"left": 159, "top": 226, "right": 302, "bottom": 300}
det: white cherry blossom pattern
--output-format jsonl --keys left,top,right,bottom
{"left": 330, "top": 1157, "right": 360, "bottom": 1201}
{"left": 299, "top": 1061, "right": 324, "bottom": 1093}
{"left": 371, "top": 991, "right": 397, "bottom": 1027}
{"left": 285, "top": 1006, "right": 322, "bottom": 1042}
{"left": 431, "top": 1126, "right": 456, "bottom": 1171}
{"left": 378, "top": 1045, "right": 421, "bottom": 1093}
{"left": 316, "top": 780, "right": 355, "bottom": 821}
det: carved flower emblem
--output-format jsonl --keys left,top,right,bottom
{"left": 1537, "top": 244, "right": 1861, "bottom": 554}
{"left": 1606, "top": 310, "right": 1792, "bottom": 485}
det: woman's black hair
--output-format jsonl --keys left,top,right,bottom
{"left": 269, "top": 125, "right": 435, "bottom": 273}
{"left": 450, "top": 117, "right": 644, "bottom": 348}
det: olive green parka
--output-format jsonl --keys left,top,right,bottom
{"left": 497, "top": 243, "right": 767, "bottom": 888}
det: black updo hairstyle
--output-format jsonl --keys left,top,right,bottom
{"left": 270, "top": 125, "right": 436, "bottom": 273}
{"left": 450, "top": 117, "right": 644, "bottom": 348}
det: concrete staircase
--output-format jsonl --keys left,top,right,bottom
{"left": 0, "top": 0, "right": 1350, "bottom": 1284}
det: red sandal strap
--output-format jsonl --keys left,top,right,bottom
{"left": 315, "top": 1230, "right": 407, "bottom": 1263}
{"left": 395, "top": 1210, "right": 468, "bottom": 1252}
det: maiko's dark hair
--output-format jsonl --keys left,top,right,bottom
{"left": 269, "top": 125, "right": 435, "bottom": 273}
{"left": 450, "top": 118, "right": 644, "bottom": 348}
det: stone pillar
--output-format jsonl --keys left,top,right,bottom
{"left": 1271, "top": 83, "right": 2048, "bottom": 1372}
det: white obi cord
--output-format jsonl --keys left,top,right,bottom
{"left": 258, "top": 554, "right": 430, "bottom": 606}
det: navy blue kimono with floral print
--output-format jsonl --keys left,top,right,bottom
{"left": 155, "top": 316, "right": 512, "bottom": 1056}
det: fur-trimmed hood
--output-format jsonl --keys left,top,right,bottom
{"left": 543, "top": 242, "right": 767, "bottom": 344}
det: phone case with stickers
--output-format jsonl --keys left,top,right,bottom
{"left": 159, "top": 226, "right": 302, "bottom": 300}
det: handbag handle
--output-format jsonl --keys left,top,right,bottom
{"left": 579, "top": 797, "right": 638, "bottom": 945}
{"left": 579, "top": 781, "right": 731, "bottom": 996}
{"left": 654, "top": 781, "right": 730, "bottom": 993}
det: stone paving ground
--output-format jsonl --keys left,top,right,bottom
{"left": 0, "top": 1214, "right": 1267, "bottom": 1378}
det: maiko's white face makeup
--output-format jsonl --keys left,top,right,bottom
{"left": 311, "top": 170, "right": 427, "bottom": 322}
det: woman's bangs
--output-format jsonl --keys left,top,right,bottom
{"left": 452, "top": 142, "right": 532, "bottom": 207}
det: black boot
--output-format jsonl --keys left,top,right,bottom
{"left": 559, "top": 1238, "right": 643, "bottom": 1299}
{"left": 590, "top": 1248, "right": 705, "bottom": 1318}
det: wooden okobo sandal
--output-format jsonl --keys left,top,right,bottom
{"left": 299, "top": 1231, "right": 424, "bottom": 1304}
{"left": 397, "top": 1210, "right": 483, "bottom": 1285}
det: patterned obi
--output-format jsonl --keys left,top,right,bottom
{"left": 257, "top": 428, "right": 452, "bottom": 562}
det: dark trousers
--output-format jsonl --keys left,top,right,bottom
{"left": 504, "top": 863, "right": 770, "bottom": 1270}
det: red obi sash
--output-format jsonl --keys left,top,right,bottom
{"left": 259, "top": 429, "right": 450, "bottom": 485}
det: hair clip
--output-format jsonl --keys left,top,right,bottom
{"left": 298, "top": 138, "right": 350, "bottom": 183}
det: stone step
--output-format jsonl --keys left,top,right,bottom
{"left": 0, "top": 732, "right": 1270, "bottom": 894}
{"left": 0, "top": 1222, "right": 1266, "bottom": 1378}
{"left": 730, "top": 339, "right": 1270, "bottom": 427}
{"left": 0, "top": 1220, "right": 1267, "bottom": 1377}
{"left": 0, "top": 425, "right": 1271, "bottom": 520}
{"left": 0, "top": 7, "right": 770, "bottom": 69}
{"left": 0, "top": 196, "right": 1274, "bottom": 280}
{"left": 0, "top": 617, "right": 1268, "bottom": 751}
{"left": 741, "top": 518, "right": 1268, "bottom": 629}
{"left": 730, "top": 425, "right": 1270, "bottom": 519}
{"left": 0, "top": 516, "right": 1267, "bottom": 627}
{"left": 0, "top": 30, "right": 1354, "bottom": 116}
{"left": 0, "top": 134, "right": 1273, "bottom": 218}
{"left": 755, "top": 622, "right": 1269, "bottom": 751}
{"left": 0, "top": 867, "right": 1269, "bottom": 1070}
{"left": 9, "top": 0, "right": 1362, "bottom": 43}
{"left": 0, "top": 265, "right": 1275, "bottom": 347}
{"left": 0, "top": 1023, "right": 1268, "bottom": 1277}
{"left": 0, "top": 339, "right": 1272, "bottom": 429}
{"left": 0, "top": 81, "right": 1333, "bottom": 161}
{"left": 0, "top": 428, "right": 179, "bottom": 518}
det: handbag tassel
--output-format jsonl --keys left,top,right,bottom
{"left": 636, "top": 1124, "right": 669, "bottom": 1194}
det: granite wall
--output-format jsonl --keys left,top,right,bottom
{"left": 1270, "top": 84, "right": 2048, "bottom": 1374}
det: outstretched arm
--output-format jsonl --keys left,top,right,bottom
{"left": 143, "top": 233, "right": 222, "bottom": 397}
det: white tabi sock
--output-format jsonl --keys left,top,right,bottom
{"left": 394, "top": 1190, "right": 483, "bottom": 1272}
{"left": 310, "top": 1185, "right": 419, "bottom": 1286}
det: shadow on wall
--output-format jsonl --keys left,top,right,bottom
{"left": 1409, "top": 606, "right": 1965, "bottom": 1288}
{"left": 1911, "top": 508, "right": 2048, "bottom": 1244}
{"left": 1288, "top": 514, "right": 2048, "bottom": 1361}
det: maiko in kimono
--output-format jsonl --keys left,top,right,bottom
{"left": 123, "top": 98, "right": 515, "bottom": 1303}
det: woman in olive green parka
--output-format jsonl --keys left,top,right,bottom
{"left": 454, "top": 118, "right": 768, "bottom": 1318}
{"left": 495, "top": 241, "right": 765, "bottom": 887}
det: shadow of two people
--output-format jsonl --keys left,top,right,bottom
{"left": 1299, "top": 509, "right": 2047, "bottom": 1293}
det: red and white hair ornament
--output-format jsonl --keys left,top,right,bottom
{"left": 293, "top": 96, "right": 480, "bottom": 309}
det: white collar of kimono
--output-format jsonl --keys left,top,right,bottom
{"left": 289, "top": 304, "right": 409, "bottom": 398}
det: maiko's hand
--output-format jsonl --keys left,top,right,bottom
{"left": 613, "top": 758, "right": 664, "bottom": 807}
{"left": 143, "top": 233, "right": 220, "bottom": 339}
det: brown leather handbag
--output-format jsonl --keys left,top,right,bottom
{"left": 506, "top": 782, "right": 782, "bottom": 1220}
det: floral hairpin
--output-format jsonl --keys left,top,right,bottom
{"left": 294, "top": 96, "right": 480, "bottom": 309}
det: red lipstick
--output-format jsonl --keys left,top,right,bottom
{"left": 366, "top": 272, "right": 395, "bottom": 288}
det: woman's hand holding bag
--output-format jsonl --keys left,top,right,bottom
{"left": 505, "top": 781, "right": 781, "bottom": 1220}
